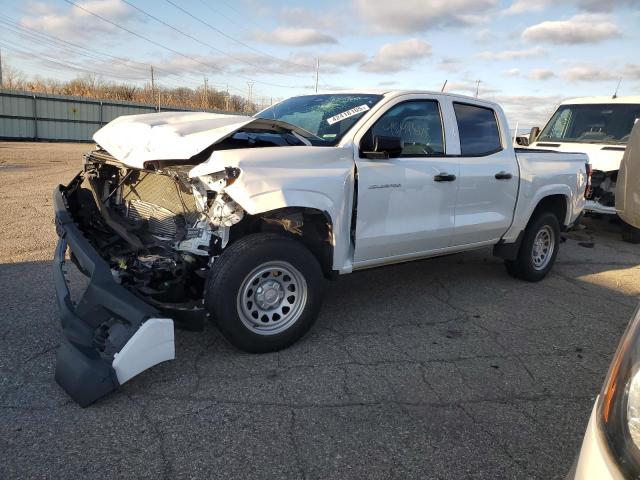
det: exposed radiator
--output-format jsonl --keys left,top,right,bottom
{"left": 121, "top": 171, "right": 200, "bottom": 240}
{"left": 127, "top": 200, "right": 181, "bottom": 239}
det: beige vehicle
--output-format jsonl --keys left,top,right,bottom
{"left": 616, "top": 122, "right": 640, "bottom": 241}
{"left": 570, "top": 121, "right": 640, "bottom": 479}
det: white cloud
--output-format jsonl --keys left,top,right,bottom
{"left": 318, "top": 52, "right": 367, "bottom": 67}
{"left": 252, "top": 27, "right": 337, "bottom": 46}
{"left": 504, "top": 0, "right": 640, "bottom": 15}
{"left": 559, "top": 63, "right": 639, "bottom": 83}
{"left": 474, "top": 28, "right": 495, "bottom": 42}
{"left": 443, "top": 80, "right": 499, "bottom": 96}
{"left": 522, "top": 14, "right": 620, "bottom": 44}
{"left": 503, "top": 0, "right": 548, "bottom": 15}
{"left": 439, "top": 57, "right": 463, "bottom": 73}
{"left": 490, "top": 95, "right": 563, "bottom": 128}
{"left": 353, "top": 0, "right": 498, "bottom": 33}
{"left": 503, "top": 68, "right": 521, "bottom": 77}
{"left": 21, "top": 0, "right": 131, "bottom": 41}
{"left": 475, "top": 47, "right": 546, "bottom": 61}
{"left": 360, "top": 39, "right": 432, "bottom": 73}
{"left": 563, "top": 66, "right": 617, "bottom": 82}
{"left": 529, "top": 69, "right": 556, "bottom": 80}
{"left": 279, "top": 7, "right": 345, "bottom": 32}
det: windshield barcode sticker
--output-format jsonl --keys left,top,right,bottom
{"left": 326, "top": 104, "right": 370, "bottom": 125}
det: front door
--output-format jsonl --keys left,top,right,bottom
{"left": 353, "top": 99, "right": 460, "bottom": 263}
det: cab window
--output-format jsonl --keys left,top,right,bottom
{"left": 362, "top": 100, "right": 445, "bottom": 156}
{"left": 453, "top": 103, "right": 502, "bottom": 156}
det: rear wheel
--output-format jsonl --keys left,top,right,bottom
{"left": 205, "top": 233, "right": 324, "bottom": 353}
{"left": 505, "top": 212, "right": 560, "bottom": 282}
{"left": 622, "top": 221, "right": 640, "bottom": 244}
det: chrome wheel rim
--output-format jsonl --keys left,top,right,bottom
{"left": 237, "top": 261, "right": 307, "bottom": 335}
{"left": 531, "top": 225, "right": 555, "bottom": 270}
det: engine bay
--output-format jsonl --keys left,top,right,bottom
{"left": 65, "top": 150, "right": 245, "bottom": 321}
{"left": 588, "top": 169, "right": 617, "bottom": 208}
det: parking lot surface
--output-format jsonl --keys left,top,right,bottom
{"left": 1, "top": 141, "right": 639, "bottom": 479}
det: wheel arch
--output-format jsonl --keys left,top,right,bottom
{"left": 232, "top": 205, "right": 336, "bottom": 279}
{"left": 529, "top": 193, "right": 569, "bottom": 230}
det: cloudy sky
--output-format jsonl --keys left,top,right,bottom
{"left": 1, "top": 0, "right": 639, "bottom": 126}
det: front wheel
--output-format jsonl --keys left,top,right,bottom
{"left": 505, "top": 212, "right": 561, "bottom": 282}
{"left": 205, "top": 233, "right": 324, "bottom": 353}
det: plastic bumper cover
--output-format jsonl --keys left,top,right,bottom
{"left": 585, "top": 200, "right": 617, "bottom": 215}
{"left": 569, "top": 398, "right": 624, "bottom": 480}
{"left": 53, "top": 180, "right": 174, "bottom": 407}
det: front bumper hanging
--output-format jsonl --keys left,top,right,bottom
{"left": 53, "top": 181, "right": 175, "bottom": 407}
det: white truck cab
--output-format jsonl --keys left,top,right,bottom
{"left": 529, "top": 96, "right": 640, "bottom": 239}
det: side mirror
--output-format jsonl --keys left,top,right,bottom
{"left": 529, "top": 126, "right": 540, "bottom": 144}
{"left": 515, "top": 136, "right": 529, "bottom": 147}
{"left": 362, "top": 135, "right": 404, "bottom": 159}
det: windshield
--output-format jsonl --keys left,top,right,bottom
{"left": 538, "top": 103, "right": 640, "bottom": 145}
{"left": 256, "top": 94, "right": 383, "bottom": 146}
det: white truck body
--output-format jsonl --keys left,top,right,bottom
{"left": 529, "top": 96, "right": 640, "bottom": 215}
{"left": 53, "top": 90, "right": 589, "bottom": 406}
{"left": 94, "top": 90, "right": 588, "bottom": 273}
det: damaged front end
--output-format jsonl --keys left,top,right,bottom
{"left": 53, "top": 150, "right": 244, "bottom": 406}
{"left": 586, "top": 169, "right": 618, "bottom": 214}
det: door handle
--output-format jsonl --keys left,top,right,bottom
{"left": 495, "top": 171, "right": 512, "bottom": 180}
{"left": 434, "top": 173, "right": 456, "bottom": 182}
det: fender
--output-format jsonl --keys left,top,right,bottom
{"left": 502, "top": 184, "right": 572, "bottom": 243}
{"left": 524, "top": 184, "right": 573, "bottom": 225}
{"left": 190, "top": 145, "right": 357, "bottom": 271}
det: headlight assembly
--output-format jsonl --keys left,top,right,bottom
{"left": 598, "top": 304, "right": 640, "bottom": 477}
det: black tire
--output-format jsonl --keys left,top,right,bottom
{"left": 505, "top": 212, "right": 561, "bottom": 282}
{"left": 205, "top": 233, "right": 324, "bottom": 353}
{"left": 622, "top": 222, "right": 640, "bottom": 244}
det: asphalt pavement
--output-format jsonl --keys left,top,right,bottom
{"left": 1, "top": 141, "right": 639, "bottom": 479}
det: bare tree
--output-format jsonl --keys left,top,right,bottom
{"left": 0, "top": 58, "right": 252, "bottom": 113}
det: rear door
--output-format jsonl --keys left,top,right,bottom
{"left": 450, "top": 102, "right": 519, "bottom": 246}
{"left": 353, "top": 96, "right": 460, "bottom": 263}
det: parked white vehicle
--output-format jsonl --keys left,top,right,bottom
{"left": 568, "top": 122, "right": 640, "bottom": 480}
{"left": 529, "top": 96, "right": 640, "bottom": 242}
{"left": 53, "top": 90, "right": 589, "bottom": 405}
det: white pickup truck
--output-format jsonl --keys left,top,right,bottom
{"left": 53, "top": 90, "right": 588, "bottom": 405}
{"left": 529, "top": 96, "right": 640, "bottom": 242}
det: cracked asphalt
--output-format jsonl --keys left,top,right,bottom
{"left": 1, "top": 141, "right": 640, "bottom": 479}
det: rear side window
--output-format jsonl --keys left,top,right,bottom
{"left": 453, "top": 103, "right": 502, "bottom": 156}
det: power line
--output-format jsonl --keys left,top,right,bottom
{"left": 165, "top": 0, "right": 313, "bottom": 72}
{"left": 0, "top": 40, "right": 248, "bottom": 100}
{"left": 195, "top": 0, "right": 251, "bottom": 32}
{"left": 122, "top": 0, "right": 305, "bottom": 80}
{"left": 0, "top": 13, "right": 203, "bottom": 88}
{"left": 0, "top": 40, "right": 151, "bottom": 82}
{"left": 60, "top": 0, "right": 301, "bottom": 90}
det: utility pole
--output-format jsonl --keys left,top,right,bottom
{"left": 246, "top": 80, "right": 254, "bottom": 113}
{"left": 225, "top": 84, "right": 230, "bottom": 111}
{"left": 0, "top": 48, "right": 3, "bottom": 88}
{"left": 203, "top": 76, "right": 208, "bottom": 109}
{"left": 150, "top": 65, "right": 156, "bottom": 110}
{"left": 475, "top": 79, "right": 481, "bottom": 98}
{"left": 315, "top": 58, "right": 319, "bottom": 93}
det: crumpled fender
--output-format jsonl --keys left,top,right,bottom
{"left": 189, "top": 146, "right": 356, "bottom": 271}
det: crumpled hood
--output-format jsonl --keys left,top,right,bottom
{"left": 93, "top": 111, "right": 257, "bottom": 168}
